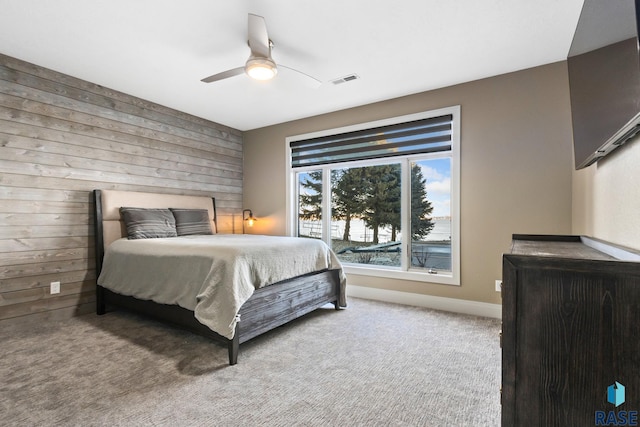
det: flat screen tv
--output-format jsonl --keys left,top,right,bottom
{"left": 568, "top": 0, "right": 640, "bottom": 169}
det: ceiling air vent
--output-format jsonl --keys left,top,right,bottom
{"left": 331, "top": 74, "right": 360, "bottom": 85}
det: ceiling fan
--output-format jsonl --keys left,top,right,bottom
{"left": 201, "top": 13, "right": 321, "bottom": 87}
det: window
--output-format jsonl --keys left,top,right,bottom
{"left": 287, "top": 106, "right": 460, "bottom": 285}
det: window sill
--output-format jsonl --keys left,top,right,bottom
{"left": 343, "top": 264, "right": 460, "bottom": 286}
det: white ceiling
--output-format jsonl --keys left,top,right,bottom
{"left": 0, "top": 0, "right": 584, "bottom": 131}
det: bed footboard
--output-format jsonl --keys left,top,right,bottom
{"left": 236, "top": 269, "right": 341, "bottom": 344}
{"left": 96, "top": 268, "right": 341, "bottom": 365}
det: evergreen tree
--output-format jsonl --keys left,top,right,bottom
{"left": 410, "top": 164, "right": 434, "bottom": 240}
{"left": 386, "top": 165, "right": 402, "bottom": 241}
{"left": 331, "top": 168, "right": 367, "bottom": 241}
{"left": 299, "top": 164, "right": 434, "bottom": 244}
{"left": 360, "top": 164, "right": 400, "bottom": 244}
{"left": 358, "top": 163, "right": 434, "bottom": 243}
{"left": 298, "top": 170, "right": 322, "bottom": 221}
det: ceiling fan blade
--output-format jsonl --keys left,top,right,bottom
{"left": 248, "top": 13, "right": 271, "bottom": 58}
{"left": 279, "top": 64, "right": 322, "bottom": 88}
{"left": 201, "top": 67, "right": 245, "bottom": 83}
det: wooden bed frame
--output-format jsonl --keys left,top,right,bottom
{"left": 93, "top": 189, "right": 343, "bottom": 365}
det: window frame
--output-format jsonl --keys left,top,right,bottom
{"left": 285, "top": 106, "right": 460, "bottom": 286}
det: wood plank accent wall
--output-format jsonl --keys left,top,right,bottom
{"left": 0, "top": 54, "right": 243, "bottom": 325}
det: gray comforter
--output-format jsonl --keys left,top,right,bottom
{"left": 97, "top": 234, "right": 346, "bottom": 339}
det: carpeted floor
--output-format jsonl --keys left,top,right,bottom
{"left": 0, "top": 297, "right": 501, "bottom": 426}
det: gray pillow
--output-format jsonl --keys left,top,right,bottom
{"left": 120, "top": 207, "right": 177, "bottom": 239}
{"left": 170, "top": 208, "right": 214, "bottom": 236}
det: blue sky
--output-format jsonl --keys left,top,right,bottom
{"left": 415, "top": 157, "right": 451, "bottom": 217}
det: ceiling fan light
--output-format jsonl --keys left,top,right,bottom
{"left": 245, "top": 58, "right": 277, "bottom": 80}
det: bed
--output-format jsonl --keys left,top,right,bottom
{"left": 93, "top": 189, "right": 346, "bottom": 365}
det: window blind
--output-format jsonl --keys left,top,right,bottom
{"left": 290, "top": 114, "right": 453, "bottom": 168}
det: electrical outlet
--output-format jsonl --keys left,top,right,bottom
{"left": 50, "top": 281, "right": 60, "bottom": 294}
{"left": 495, "top": 280, "right": 502, "bottom": 292}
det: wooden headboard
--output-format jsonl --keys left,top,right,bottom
{"left": 93, "top": 189, "right": 216, "bottom": 275}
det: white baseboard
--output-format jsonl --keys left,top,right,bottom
{"left": 346, "top": 285, "right": 502, "bottom": 319}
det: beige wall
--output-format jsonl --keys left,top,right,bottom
{"left": 243, "top": 61, "right": 574, "bottom": 305}
{"left": 572, "top": 135, "right": 640, "bottom": 250}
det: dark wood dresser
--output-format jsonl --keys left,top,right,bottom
{"left": 501, "top": 235, "right": 640, "bottom": 426}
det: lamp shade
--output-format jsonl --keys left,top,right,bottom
{"left": 245, "top": 58, "right": 277, "bottom": 80}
